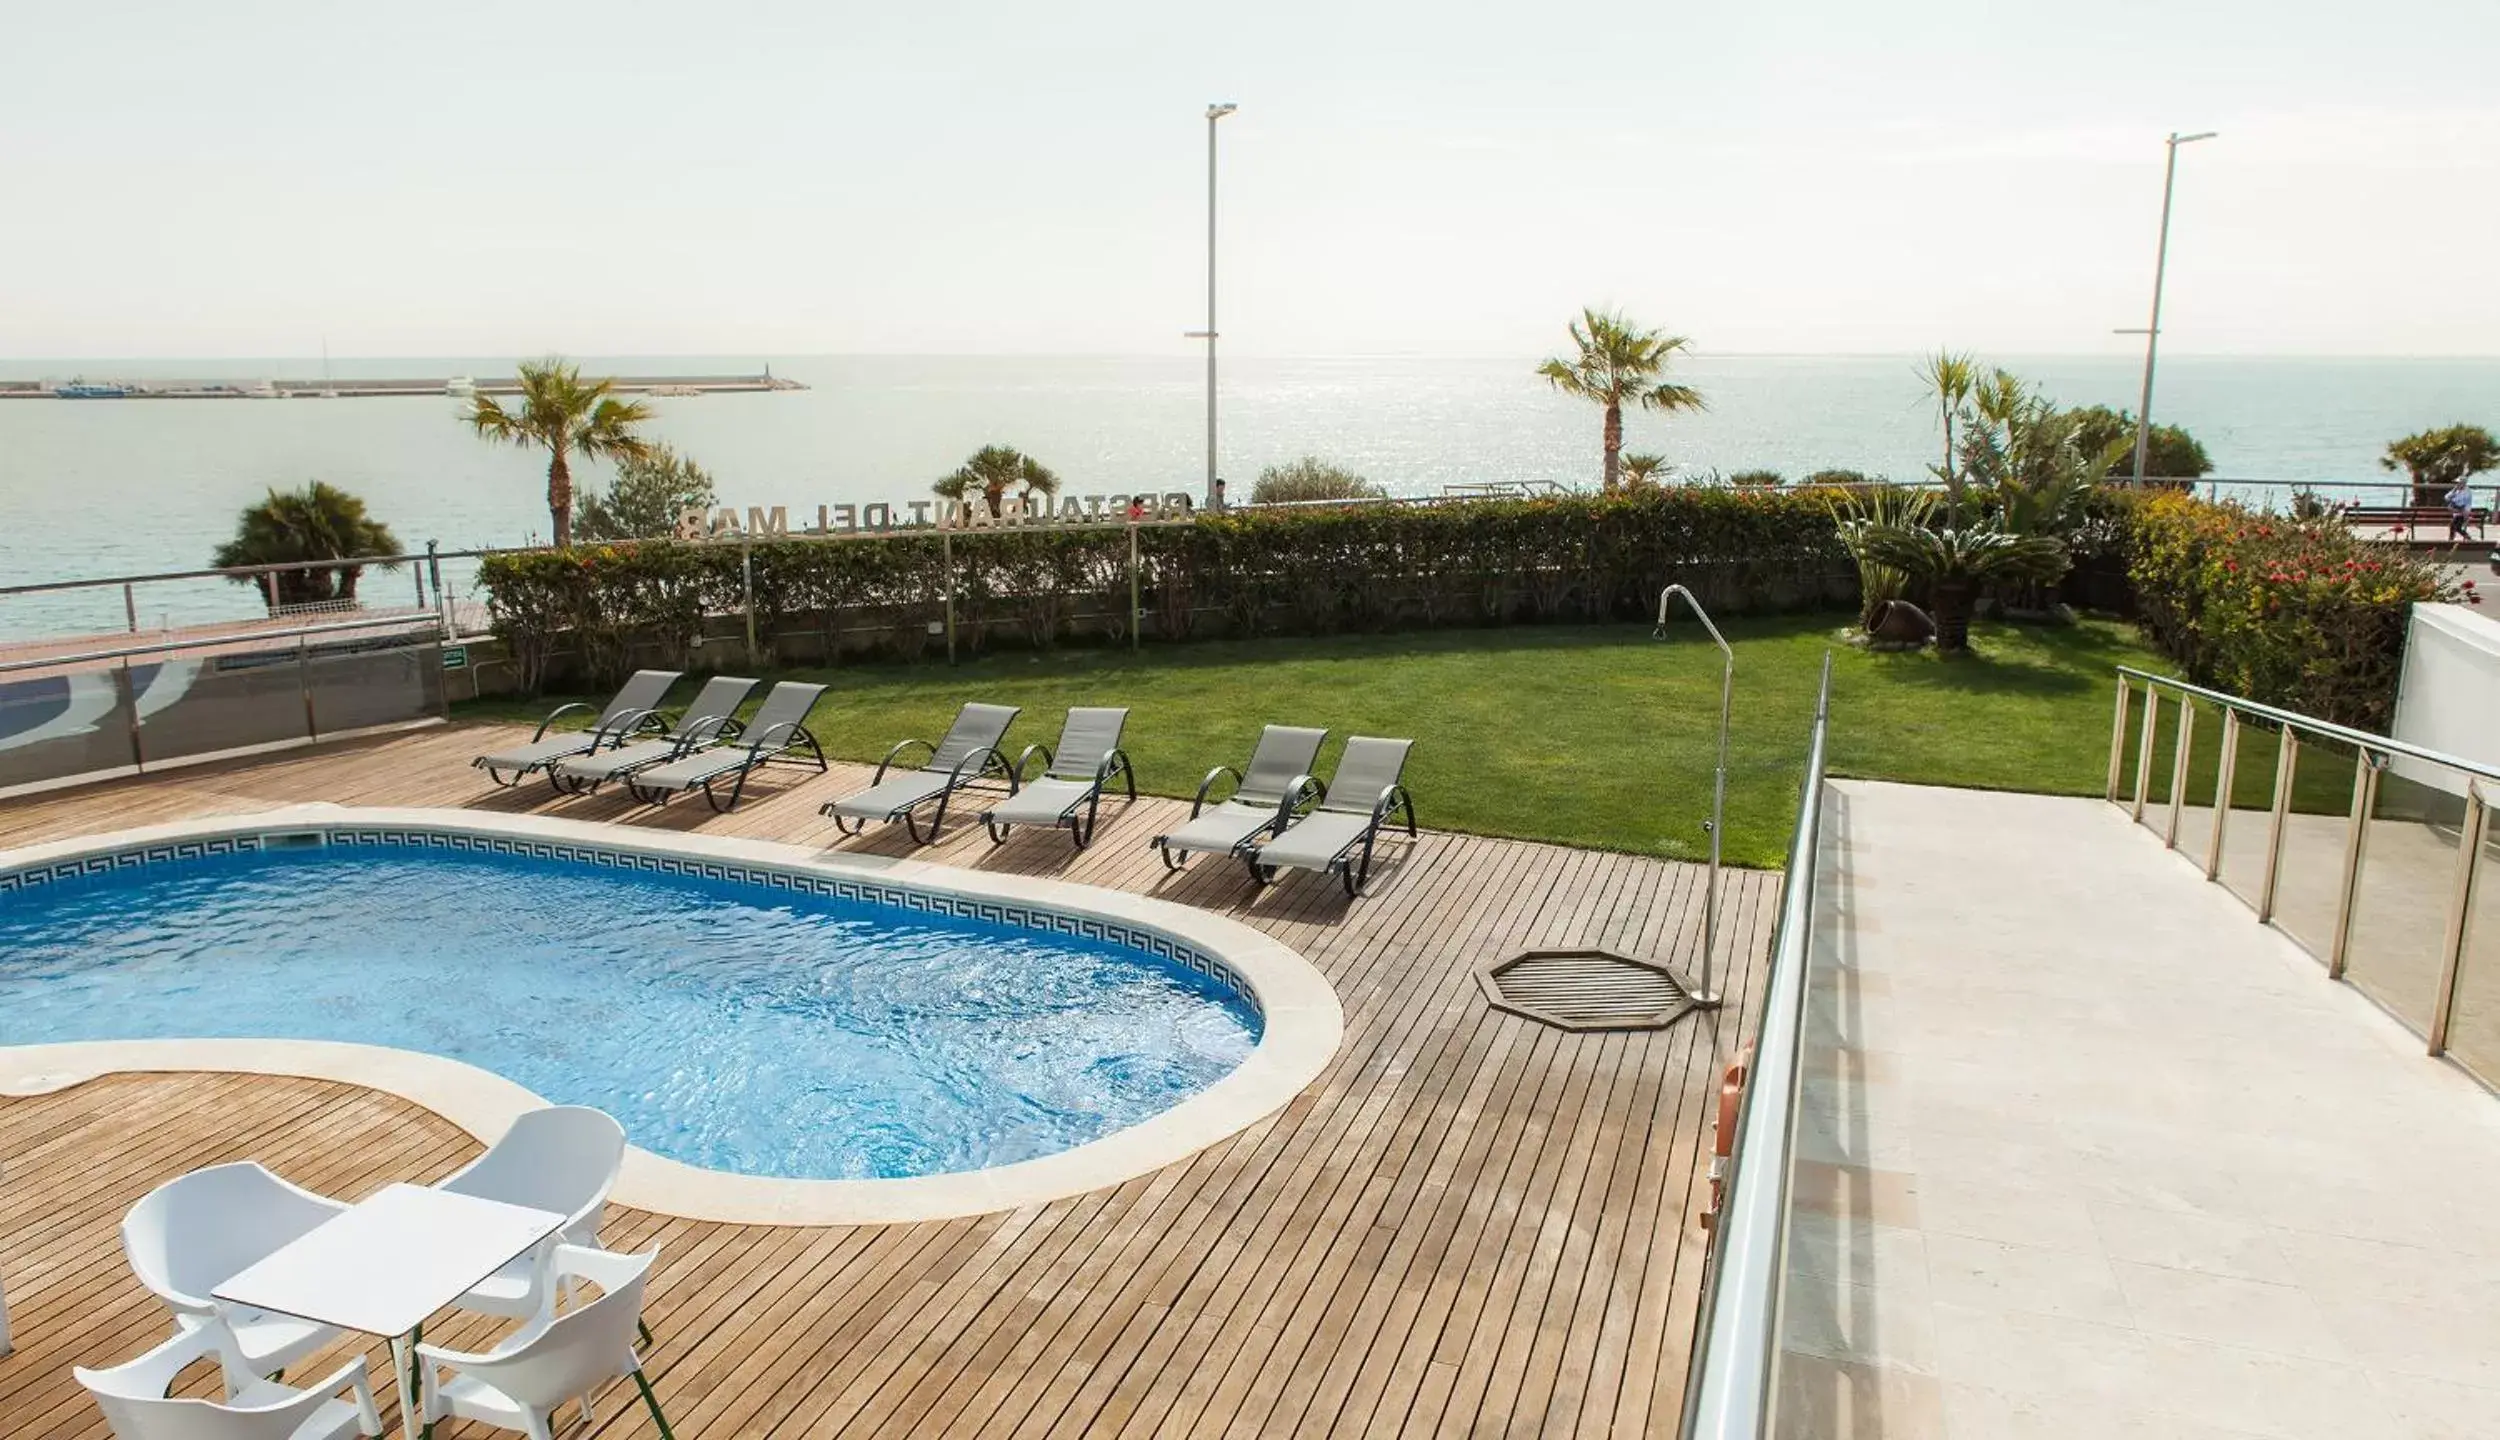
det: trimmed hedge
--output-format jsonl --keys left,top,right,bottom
{"left": 2123, "top": 490, "right": 2464, "bottom": 730}
{"left": 479, "top": 487, "right": 1856, "bottom": 690}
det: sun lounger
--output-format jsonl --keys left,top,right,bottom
{"left": 821, "top": 703, "right": 1020, "bottom": 845}
{"left": 546, "top": 675, "right": 758, "bottom": 795}
{"left": 471, "top": 669, "right": 680, "bottom": 786}
{"left": 623, "top": 681, "right": 828, "bottom": 811}
{"left": 1148, "top": 725, "right": 1329, "bottom": 872}
{"left": 1246, "top": 736, "right": 1417, "bottom": 895}
{"left": 979, "top": 707, "right": 1136, "bottom": 849}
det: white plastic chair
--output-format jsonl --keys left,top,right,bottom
{"left": 120, "top": 1163, "right": 349, "bottom": 1389}
{"left": 76, "top": 1319, "right": 383, "bottom": 1440}
{"left": 416, "top": 1245, "right": 674, "bottom": 1440}
{"left": 432, "top": 1106, "right": 626, "bottom": 1323}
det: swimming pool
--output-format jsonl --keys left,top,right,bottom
{"left": 0, "top": 812, "right": 1338, "bottom": 1219}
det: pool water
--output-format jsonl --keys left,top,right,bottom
{"left": 0, "top": 846, "right": 1260, "bottom": 1180}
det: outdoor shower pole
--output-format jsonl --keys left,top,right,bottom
{"left": 1657, "top": 584, "right": 1732, "bottom": 1007}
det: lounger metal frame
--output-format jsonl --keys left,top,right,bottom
{"left": 473, "top": 703, "right": 670, "bottom": 788}
{"left": 825, "top": 737, "right": 1019, "bottom": 845}
{"left": 1151, "top": 763, "right": 1325, "bottom": 872}
{"left": 624, "top": 719, "right": 827, "bottom": 812}
{"left": 982, "top": 740, "right": 1138, "bottom": 850}
{"left": 1244, "top": 776, "right": 1419, "bottom": 896}
{"left": 547, "top": 712, "right": 746, "bottom": 796}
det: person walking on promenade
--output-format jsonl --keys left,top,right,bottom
{"left": 2446, "top": 480, "right": 2477, "bottom": 542}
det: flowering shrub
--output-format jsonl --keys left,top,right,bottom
{"left": 2125, "top": 490, "right": 2464, "bottom": 729}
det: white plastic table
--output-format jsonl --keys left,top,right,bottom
{"left": 215, "top": 1183, "right": 564, "bottom": 1438}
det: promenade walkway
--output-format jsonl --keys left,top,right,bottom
{"left": 1782, "top": 781, "right": 2500, "bottom": 1439}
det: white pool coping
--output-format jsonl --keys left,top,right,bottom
{"left": 0, "top": 805, "right": 1345, "bottom": 1226}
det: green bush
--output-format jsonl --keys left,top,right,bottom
{"left": 478, "top": 487, "right": 1858, "bottom": 690}
{"left": 2123, "top": 490, "right": 2463, "bottom": 729}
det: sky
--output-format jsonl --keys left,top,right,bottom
{"left": 2, "top": 0, "right": 2495, "bottom": 360}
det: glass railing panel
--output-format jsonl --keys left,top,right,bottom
{"left": 304, "top": 641, "right": 444, "bottom": 737}
{"left": 132, "top": 648, "right": 313, "bottom": 763}
{"left": 2214, "top": 718, "right": 2288, "bottom": 909}
{"left": 2134, "top": 690, "right": 2184, "bottom": 836}
{"left": 2341, "top": 764, "right": 2469, "bottom": 1036}
{"left": 2269, "top": 732, "right": 2360, "bottom": 962}
{"left": 0, "top": 667, "right": 138, "bottom": 790}
{"left": 2165, "top": 696, "right": 2226, "bottom": 861}
{"left": 2444, "top": 829, "right": 2500, "bottom": 1087}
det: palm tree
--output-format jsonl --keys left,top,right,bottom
{"left": 1537, "top": 308, "right": 1705, "bottom": 492}
{"left": 465, "top": 358, "right": 656, "bottom": 547}
{"left": 211, "top": 482, "right": 401, "bottom": 609}
{"left": 1915, "top": 349, "right": 1978, "bottom": 522}
{"left": 933, "top": 445, "right": 1063, "bottom": 517}
{"left": 1619, "top": 453, "right": 1670, "bottom": 491}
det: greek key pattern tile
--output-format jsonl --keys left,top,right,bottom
{"left": 4, "top": 826, "right": 1257, "bottom": 1012}
{"left": 0, "top": 834, "right": 265, "bottom": 893}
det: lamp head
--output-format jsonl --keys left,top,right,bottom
{"left": 1207, "top": 102, "right": 1238, "bottom": 120}
{"left": 2171, "top": 130, "right": 2219, "bottom": 145}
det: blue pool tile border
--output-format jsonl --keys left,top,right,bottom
{"left": 0, "top": 826, "right": 1261, "bottom": 1015}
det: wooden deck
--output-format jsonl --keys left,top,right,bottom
{"left": 0, "top": 723, "right": 1775, "bottom": 1438}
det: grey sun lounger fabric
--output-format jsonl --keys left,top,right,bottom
{"left": 1251, "top": 736, "right": 1417, "bottom": 894}
{"left": 1150, "top": 724, "right": 1329, "bottom": 862}
{"left": 823, "top": 703, "right": 1021, "bottom": 840}
{"left": 548, "top": 675, "right": 758, "bottom": 792}
{"left": 982, "top": 707, "right": 1134, "bottom": 846}
{"left": 472, "top": 669, "right": 681, "bottom": 781}
{"left": 624, "top": 681, "right": 828, "bottom": 810}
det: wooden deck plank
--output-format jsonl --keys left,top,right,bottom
{"left": 0, "top": 719, "right": 1775, "bottom": 1437}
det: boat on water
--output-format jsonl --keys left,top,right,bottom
{"left": 53, "top": 381, "right": 129, "bottom": 399}
{"left": 444, "top": 374, "right": 475, "bottom": 397}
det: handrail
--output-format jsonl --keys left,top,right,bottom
{"left": 0, "top": 545, "right": 533, "bottom": 598}
{"left": 0, "top": 613, "right": 446, "bottom": 676}
{"left": 2116, "top": 665, "right": 2500, "bottom": 781}
{"left": 1680, "top": 649, "right": 1833, "bottom": 1438}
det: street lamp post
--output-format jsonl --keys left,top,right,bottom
{"left": 1186, "top": 103, "right": 1237, "bottom": 510}
{"left": 2125, "top": 130, "right": 2217, "bottom": 487}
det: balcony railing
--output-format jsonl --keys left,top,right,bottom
{"left": 2108, "top": 666, "right": 2500, "bottom": 1086}
{"left": 1678, "top": 652, "right": 1831, "bottom": 1438}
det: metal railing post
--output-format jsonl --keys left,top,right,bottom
{"left": 2430, "top": 780, "right": 2487, "bottom": 1057}
{"left": 2132, "top": 688, "right": 2160, "bottom": 822}
{"left": 942, "top": 530, "right": 958, "bottom": 666}
{"left": 2165, "top": 700, "right": 2196, "bottom": 848}
{"left": 426, "top": 541, "right": 448, "bottom": 635}
{"left": 122, "top": 581, "right": 139, "bottom": 634}
{"left": 119, "top": 659, "right": 145, "bottom": 772}
{"left": 2106, "top": 675, "right": 2132, "bottom": 802}
{"left": 2259, "top": 729, "right": 2299, "bottom": 923}
{"left": 297, "top": 631, "right": 318, "bottom": 740}
{"left": 741, "top": 538, "right": 759, "bottom": 665}
{"left": 2328, "top": 750, "right": 2381, "bottom": 980}
{"left": 2206, "top": 709, "right": 2240, "bottom": 879}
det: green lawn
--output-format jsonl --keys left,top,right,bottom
{"left": 456, "top": 616, "right": 2172, "bottom": 868}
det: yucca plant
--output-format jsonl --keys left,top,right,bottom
{"left": 1830, "top": 486, "right": 1941, "bottom": 631}
{"left": 1853, "top": 522, "right": 2069, "bottom": 654}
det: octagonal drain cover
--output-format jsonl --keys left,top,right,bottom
{"left": 1476, "top": 948, "right": 1703, "bottom": 1031}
